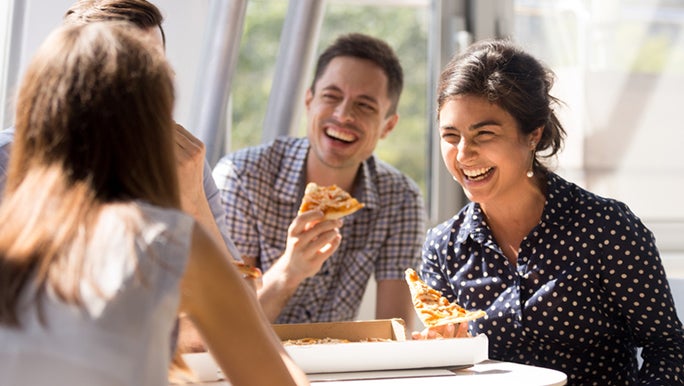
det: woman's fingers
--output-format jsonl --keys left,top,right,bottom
{"left": 411, "top": 322, "right": 469, "bottom": 340}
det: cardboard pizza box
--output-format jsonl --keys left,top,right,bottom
{"left": 183, "top": 319, "right": 489, "bottom": 379}
{"left": 272, "top": 318, "right": 408, "bottom": 342}
{"left": 272, "top": 318, "right": 489, "bottom": 374}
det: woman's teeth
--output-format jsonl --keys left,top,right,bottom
{"left": 463, "top": 167, "right": 492, "bottom": 181}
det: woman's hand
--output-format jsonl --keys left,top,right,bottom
{"left": 411, "top": 322, "right": 469, "bottom": 340}
{"left": 173, "top": 123, "right": 206, "bottom": 215}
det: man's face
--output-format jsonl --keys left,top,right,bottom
{"left": 305, "top": 56, "right": 398, "bottom": 173}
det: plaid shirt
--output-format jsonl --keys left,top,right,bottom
{"left": 213, "top": 137, "right": 426, "bottom": 323}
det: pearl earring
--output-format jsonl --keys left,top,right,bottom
{"left": 527, "top": 142, "right": 536, "bottom": 178}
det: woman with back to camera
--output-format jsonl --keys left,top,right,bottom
{"left": 0, "top": 22, "right": 307, "bottom": 386}
{"left": 415, "top": 39, "right": 684, "bottom": 384}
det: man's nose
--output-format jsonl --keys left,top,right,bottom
{"left": 333, "top": 99, "right": 354, "bottom": 122}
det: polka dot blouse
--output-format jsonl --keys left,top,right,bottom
{"left": 420, "top": 172, "right": 684, "bottom": 385}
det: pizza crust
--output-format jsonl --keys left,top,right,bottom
{"left": 299, "top": 182, "right": 364, "bottom": 220}
{"left": 405, "top": 268, "right": 486, "bottom": 327}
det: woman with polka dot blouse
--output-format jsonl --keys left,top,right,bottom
{"left": 418, "top": 39, "right": 684, "bottom": 385}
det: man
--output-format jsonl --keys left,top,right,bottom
{"left": 213, "top": 33, "right": 426, "bottom": 327}
{"left": 0, "top": 0, "right": 239, "bottom": 260}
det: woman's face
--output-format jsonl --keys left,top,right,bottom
{"left": 438, "top": 95, "right": 539, "bottom": 207}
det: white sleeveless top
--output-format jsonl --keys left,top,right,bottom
{"left": 0, "top": 201, "right": 194, "bottom": 386}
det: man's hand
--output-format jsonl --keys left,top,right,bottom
{"left": 272, "top": 210, "right": 342, "bottom": 284}
{"left": 255, "top": 210, "right": 342, "bottom": 321}
{"left": 173, "top": 123, "right": 206, "bottom": 215}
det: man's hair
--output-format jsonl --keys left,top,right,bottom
{"left": 310, "top": 33, "right": 404, "bottom": 116}
{"left": 63, "top": 0, "right": 165, "bottom": 45}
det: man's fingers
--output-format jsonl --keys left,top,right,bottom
{"left": 290, "top": 211, "right": 341, "bottom": 235}
{"left": 298, "top": 228, "right": 340, "bottom": 256}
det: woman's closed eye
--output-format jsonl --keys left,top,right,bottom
{"left": 440, "top": 130, "right": 461, "bottom": 143}
{"left": 475, "top": 130, "right": 495, "bottom": 140}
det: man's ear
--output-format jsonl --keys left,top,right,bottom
{"left": 380, "top": 114, "right": 399, "bottom": 139}
{"left": 304, "top": 88, "right": 314, "bottom": 111}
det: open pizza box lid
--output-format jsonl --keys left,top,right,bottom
{"left": 273, "top": 318, "right": 408, "bottom": 342}
{"left": 273, "top": 318, "right": 488, "bottom": 374}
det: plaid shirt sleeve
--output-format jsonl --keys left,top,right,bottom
{"left": 211, "top": 156, "right": 262, "bottom": 259}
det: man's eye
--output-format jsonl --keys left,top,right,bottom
{"left": 441, "top": 133, "right": 460, "bottom": 141}
{"left": 357, "top": 102, "right": 376, "bottom": 113}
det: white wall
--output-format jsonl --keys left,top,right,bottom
{"left": 7, "top": 0, "right": 210, "bottom": 131}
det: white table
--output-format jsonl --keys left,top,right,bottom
{"left": 193, "top": 360, "right": 567, "bottom": 386}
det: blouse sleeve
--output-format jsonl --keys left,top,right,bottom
{"left": 212, "top": 157, "right": 261, "bottom": 260}
{"left": 599, "top": 201, "right": 684, "bottom": 385}
{"left": 202, "top": 159, "right": 243, "bottom": 261}
{"left": 419, "top": 222, "right": 456, "bottom": 298}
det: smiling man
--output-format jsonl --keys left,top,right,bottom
{"left": 213, "top": 33, "right": 426, "bottom": 326}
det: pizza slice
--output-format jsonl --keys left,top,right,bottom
{"left": 298, "top": 182, "right": 365, "bottom": 220}
{"left": 405, "top": 268, "right": 486, "bottom": 327}
{"left": 233, "top": 261, "right": 262, "bottom": 279}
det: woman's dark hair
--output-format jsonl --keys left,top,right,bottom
{"left": 437, "top": 39, "right": 566, "bottom": 173}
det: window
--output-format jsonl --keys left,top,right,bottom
{"left": 0, "top": 0, "right": 14, "bottom": 128}
{"left": 231, "top": 0, "right": 430, "bottom": 194}
{"left": 513, "top": 0, "right": 684, "bottom": 271}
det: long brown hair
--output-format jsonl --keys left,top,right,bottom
{"left": 0, "top": 22, "right": 178, "bottom": 326}
{"left": 64, "top": 0, "right": 166, "bottom": 45}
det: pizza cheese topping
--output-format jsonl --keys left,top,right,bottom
{"left": 299, "top": 182, "right": 364, "bottom": 220}
{"left": 233, "top": 261, "right": 262, "bottom": 279}
{"left": 405, "top": 268, "right": 486, "bottom": 327}
{"left": 283, "top": 337, "right": 351, "bottom": 346}
{"left": 282, "top": 337, "right": 392, "bottom": 346}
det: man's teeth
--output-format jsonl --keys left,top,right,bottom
{"left": 463, "top": 167, "right": 492, "bottom": 181}
{"left": 326, "top": 127, "right": 355, "bottom": 142}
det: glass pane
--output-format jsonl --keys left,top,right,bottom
{"left": 231, "top": 0, "right": 288, "bottom": 151}
{"left": 0, "top": 0, "right": 10, "bottom": 128}
{"left": 514, "top": 0, "right": 684, "bottom": 254}
{"left": 231, "top": 0, "right": 429, "bottom": 195}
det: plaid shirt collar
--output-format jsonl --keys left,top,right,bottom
{"left": 272, "top": 137, "right": 380, "bottom": 211}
